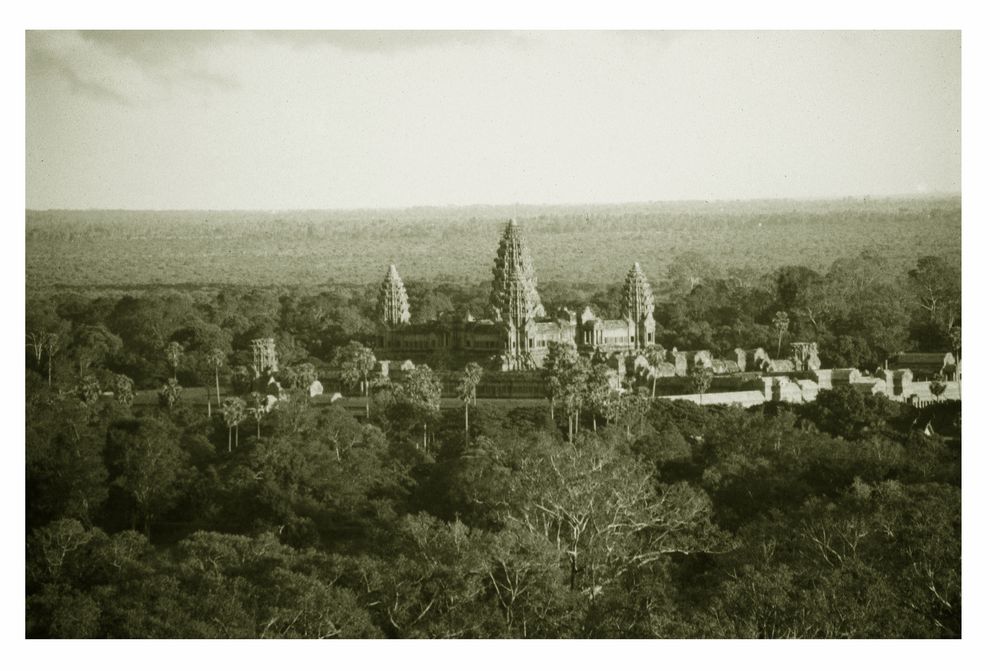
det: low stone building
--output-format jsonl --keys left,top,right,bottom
{"left": 831, "top": 368, "right": 862, "bottom": 385}
{"left": 712, "top": 359, "right": 742, "bottom": 375}
{"left": 889, "top": 352, "right": 959, "bottom": 381}
{"left": 763, "top": 358, "right": 795, "bottom": 373}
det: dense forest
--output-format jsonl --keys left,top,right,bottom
{"left": 25, "top": 198, "right": 960, "bottom": 287}
{"left": 25, "top": 242, "right": 960, "bottom": 637}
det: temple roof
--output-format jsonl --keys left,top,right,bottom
{"left": 489, "top": 219, "right": 546, "bottom": 326}
{"left": 621, "top": 261, "right": 655, "bottom": 322}
{"left": 378, "top": 263, "right": 411, "bottom": 326}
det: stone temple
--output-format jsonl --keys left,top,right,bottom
{"left": 376, "top": 219, "right": 656, "bottom": 370}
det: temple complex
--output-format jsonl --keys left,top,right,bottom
{"left": 376, "top": 219, "right": 656, "bottom": 370}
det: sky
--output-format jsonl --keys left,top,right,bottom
{"left": 25, "top": 30, "right": 961, "bottom": 210}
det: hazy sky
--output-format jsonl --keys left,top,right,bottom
{"left": 25, "top": 30, "right": 960, "bottom": 209}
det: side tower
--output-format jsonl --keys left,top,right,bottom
{"left": 489, "top": 219, "right": 546, "bottom": 358}
{"left": 378, "top": 264, "right": 411, "bottom": 327}
{"left": 251, "top": 337, "right": 279, "bottom": 377}
{"left": 377, "top": 264, "right": 411, "bottom": 351}
{"left": 621, "top": 261, "right": 656, "bottom": 349}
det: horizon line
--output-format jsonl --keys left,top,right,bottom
{"left": 25, "top": 192, "right": 962, "bottom": 213}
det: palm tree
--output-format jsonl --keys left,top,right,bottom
{"left": 457, "top": 362, "right": 484, "bottom": 445}
{"left": 248, "top": 392, "right": 266, "bottom": 438}
{"left": 221, "top": 397, "right": 247, "bottom": 451}
{"left": 158, "top": 378, "right": 183, "bottom": 410}
{"left": 165, "top": 341, "right": 185, "bottom": 380}
{"left": 402, "top": 365, "right": 442, "bottom": 450}
{"left": 332, "top": 341, "right": 377, "bottom": 418}
{"left": 248, "top": 406, "right": 266, "bottom": 439}
{"left": 643, "top": 343, "right": 668, "bottom": 399}
{"left": 692, "top": 363, "right": 714, "bottom": 405}
{"left": 772, "top": 311, "right": 790, "bottom": 358}
{"left": 43, "top": 332, "right": 60, "bottom": 387}
{"left": 78, "top": 375, "right": 101, "bottom": 408}
{"left": 113, "top": 374, "right": 135, "bottom": 407}
{"left": 207, "top": 348, "right": 226, "bottom": 406}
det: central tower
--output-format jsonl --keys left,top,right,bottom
{"left": 621, "top": 261, "right": 656, "bottom": 347}
{"left": 378, "top": 264, "right": 411, "bottom": 327}
{"left": 489, "top": 218, "right": 545, "bottom": 357}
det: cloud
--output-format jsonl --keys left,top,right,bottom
{"left": 26, "top": 30, "right": 682, "bottom": 105}
{"left": 27, "top": 40, "right": 131, "bottom": 105}
{"left": 79, "top": 30, "right": 240, "bottom": 66}
{"left": 250, "top": 30, "right": 509, "bottom": 53}
{"left": 27, "top": 31, "right": 241, "bottom": 104}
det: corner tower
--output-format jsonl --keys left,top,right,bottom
{"left": 621, "top": 261, "right": 656, "bottom": 348}
{"left": 378, "top": 264, "right": 411, "bottom": 327}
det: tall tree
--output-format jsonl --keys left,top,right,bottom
{"left": 643, "top": 343, "right": 668, "bottom": 399}
{"left": 560, "top": 359, "right": 589, "bottom": 443}
{"left": 206, "top": 348, "right": 226, "bottom": 406}
{"left": 772, "top": 311, "right": 790, "bottom": 358}
{"left": 691, "top": 363, "right": 714, "bottom": 405}
{"left": 583, "top": 361, "right": 615, "bottom": 432}
{"left": 332, "top": 341, "right": 377, "bottom": 418}
{"left": 43, "top": 332, "right": 62, "bottom": 388}
{"left": 908, "top": 255, "right": 961, "bottom": 334}
{"left": 458, "top": 362, "right": 484, "bottom": 445}
{"left": 158, "top": 378, "right": 183, "bottom": 411}
{"left": 402, "top": 364, "right": 442, "bottom": 450}
{"left": 165, "top": 341, "right": 184, "bottom": 381}
{"left": 69, "top": 324, "right": 122, "bottom": 379}
{"left": 281, "top": 362, "right": 318, "bottom": 392}
{"left": 248, "top": 406, "right": 266, "bottom": 440}
{"left": 105, "top": 418, "right": 188, "bottom": 537}
{"left": 221, "top": 397, "right": 248, "bottom": 452}
{"left": 542, "top": 341, "right": 578, "bottom": 421}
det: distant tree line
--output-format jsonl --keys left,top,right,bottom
{"left": 26, "top": 199, "right": 960, "bottom": 287}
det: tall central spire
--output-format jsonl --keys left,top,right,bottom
{"left": 489, "top": 218, "right": 545, "bottom": 325}
{"left": 621, "top": 261, "right": 655, "bottom": 324}
{"left": 378, "top": 264, "right": 411, "bottom": 326}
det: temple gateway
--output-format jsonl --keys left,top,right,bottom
{"left": 376, "top": 219, "right": 656, "bottom": 370}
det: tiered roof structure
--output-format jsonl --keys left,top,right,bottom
{"left": 621, "top": 261, "right": 655, "bottom": 324}
{"left": 376, "top": 220, "right": 657, "bottom": 368}
{"left": 378, "top": 264, "right": 411, "bottom": 326}
{"left": 489, "top": 219, "right": 546, "bottom": 326}
{"left": 251, "top": 337, "right": 279, "bottom": 375}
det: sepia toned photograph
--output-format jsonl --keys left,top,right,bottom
{"left": 24, "top": 28, "right": 962, "bottom": 640}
